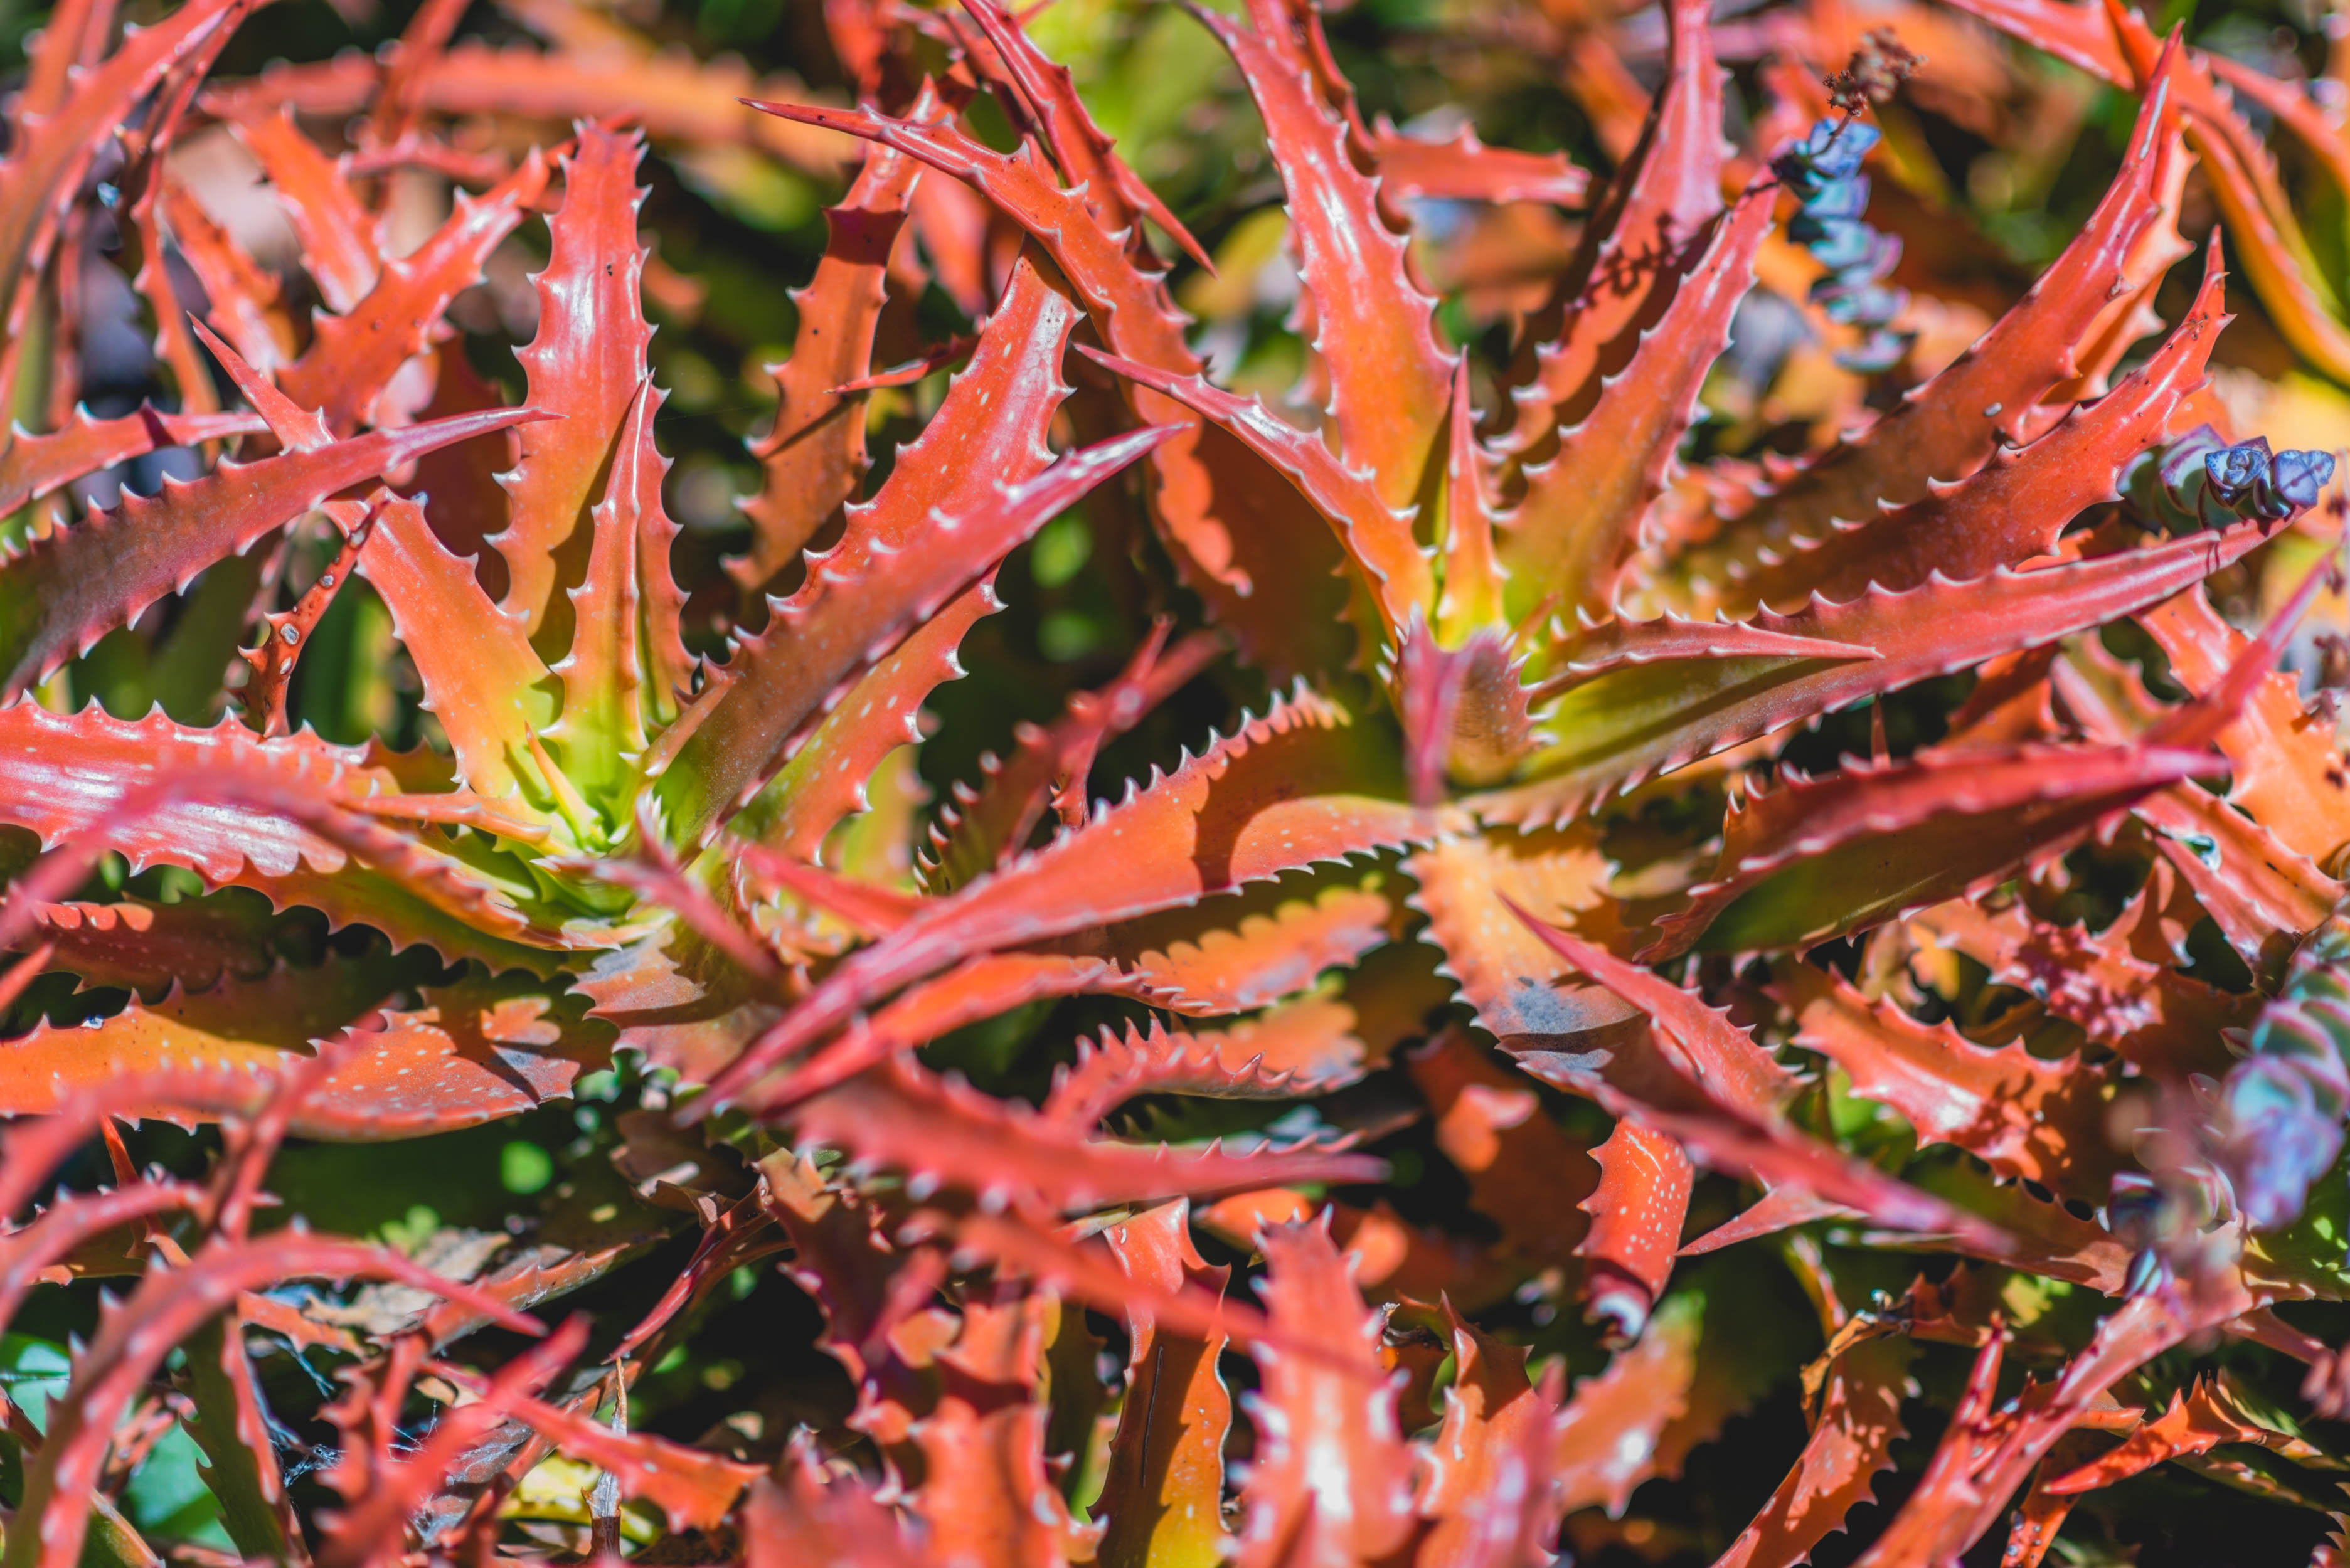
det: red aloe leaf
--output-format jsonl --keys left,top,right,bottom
{"left": 161, "top": 181, "right": 294, "bottom": 373}
{"left": 903, "top": 156, "right": 992, "bottom": 318}
{"left": 1524, "top": 1034, "right": 1999, "bottom": 1245}
{"left": 2044, "top": 1374, "right": 2299, "bottom": 1496}
{"left": 578, "top": 919, "right": 779, "bottom": 1084}
{"left": 1373, "top": 120, "right": 1590, "bottom": 207}
{"left": 734, "top": 134, "right": 920, "bottom": 594}
{"left": 228, "top": 107, "right": 381, "bottom": 313}
{"left": 1405, "top": 824, "right": 1641, "bottom": 1041}
{"left": 0, "top": 941, "right": 390, "bottom": 1084}
{"left": 944, "top": 1205, "right": 1284, "bottom": 1357}
{"left": 417, "top": 1238, "right": 644, "bottom": 1354}
{"left": 610, "top": 1194, "right": 785, "bottom": 1364}
{"left": 1844, "top": 1323, "right": 2014, "bottom": 1568}
{"left": 1777, "top": 963, "right": 2118, "bottom": 1200}
{"left": 570, "top": 827, "right": 791, "bottom": 989}
{"left": 0, "top": 403, "right": 536, "bottom": 702}
{"left": 1406, "top": 1027, "right": 1598, "bottom": 1267}
{"left": 239, "top": 500, "right": 374, "bottom": 741}
{"left": 0, "top": 710, "right": 570, "bottom": 967}
{"left": 548, "top": 372, "right": 693, "bottom": 800}
{"left": 1508, "top": 913, "right": 2008, "bottom": 1246}
{"left": 179, "top": 1311, "right": 307, "bottom": 1567}
{"left": 13, "top": 0, "right": 115, "bottom": 123}
{"left": 2043, "top": 103, "right": 2199, "bottom": 410}
{"left": 2204, "top": 50, "right": 2350, "bottom": 203}
{"left": 278, "top": 152, "right": 551, "bottom": 433}
{"left": 738, "top": 847, "right": 922, "bottom": 939}
{"left": 1396, "top": 618, "right": 1538, "bottom": 802}
{"left": 495, "top": 126, "right": 655, "bottom": 646}
{"left": 1730, "top": 242, "right": 2228, "bottom": 613}
{"left": 190, "top": 312, "right": 334, "bottom": 452}
{"left": 1509, "top": 907, "right": 1793, "bottom": 1111}
{"left": 0, "top": 970, "right": 609, "bottom": 1140}
{"left": 1555, "top": 1289, "right": 1704, "bottom": 1517}
{"left": 1182, "top": 972, "right": 1421, "bottom": 1087}
{"left": 1907, "top": 894, "right": 2249, "bottom": 1078}
{"left": 953, "top": 0, "right": 1213, "bottom": 273}
{"left": 1577, "top": 1120, "right": 1695, "bottom": 1343}
{"left": 741, "top": 579, "right": 996, "bottom": 861}
{"left": 1435, "top": 361, "right": 1507, "bottom": 643}
{"left": 748, "top": 950, "right": 1175, "bottom": 1111}
{"left": 1505, "top": 183, "right": 1770, "bottom": 622}
{"left": 360, "top": 494, "right": 561, "bottom": 810}
{"left": 1537, "top": 613, "right": 1880, "bottom": 692}
{"left": 2138, "top": 782, "right": 2344, "bottom": 972}
{"left": 1077, "top": 344, "right": 1434, "bottom": 638}
{"left": 1417, "top": 1310, "right": 1562, "bottom": 1568}
{"left": 1647, "top": 739, "right": 2229, "bottom": 958}
{"left": 371, "top": 0, "right": 472, "bottom": 146}
{"left": 1502, "top": 0, "right": 1728, "bottom": 463}
{"left": 0, "top": 0, "right": 247, "bottom": 393}
{"left": 210, "top": 45, "right": 856, "bottom": 177}
{"left": 408, "top": 346, "right": 518, "bottom": 586}
{"left": 831, "top": 339, "right": 978, "bottom": 396}
{"left": 61, "top": 21, "right": 234, "bottom": 460}
{"left": 785, "top": 1057, "right": 1381, "bottom": 1214}
{"left": 2006, "top": 1436, "right": 2110, "bottom": 1568}
{"left": 1236, "top": 1217, "right": 1419, "bottom": 1568}
{"left": 926, "top": 624, "right": 1220, "bottom": 891}
{"left": 2103, "top": 5, "right": 2350, "bottom": 383}
{"left": 634, "top": 525, "right": 696, "bottom": 749}
{"left": 1852, "top": 1285, "right": 2253, "bottom": 1566}
{"left": 758, "top": 1147, "right": 932, "bottom": 1413}
{"left": 1879, "top": 1160, "right": 2132, "bottom": 1293}
{"left": 547, "top": 371, "right": 657, "bottom": 775}
{"left": 1671, "top": 54, "right": 2191, "bottom": 612}
{"left": 906, "top": 1290, "right": 1082, "bottom": 1568}
{"left": 1939, "top": 645, "right": 2063, "bottom": 748}
{"left": 743, "top": 1448, "right": 926, "bottom": 1568}
{"left": 0, "top": 1182, "right": 207, "bottom": 1325}
{"left": 15, "top": 894, "right": 280, "bottom": 999}
{"left": 1180, "top": 940, "right": 1450, "bottom": 1071}
{"left": 314, "top": 1317, "right": 584, "bottom": 1568}
{"left": 1476, "top": 517, "right": 2279, "bottom": 826}
{"left": 1191, "top": 0, "right": 1453, "bottom": 514}
{"left": 18, "top": 1233, "right": 541, "bottom": 1568}
{"left": 2139, "top": 584, "right": 2350, "bottom": 866}
{"left": 490, "top": 1388, "right": 765, "bottom": 1532}
{"left": 2050, "top": 630, "right": 2347, "bottom": 968}
{"left": 651, "top": 265, "right": 1127, "bottom": 849}
{"left": 297, "top": 975, "right": 612, "bottom": 1138}
{"left": 1711, "top": 1337, "right": 1914, "bottom": 1568}
{"left": 1045, "top": 1005, "right": 1366, "bottom": 1128}
{"left": 1097, "top": 1202, "right": 1234, "bottom": 1568}
{"left": 749, "top": 97, "right": 1357, "bottom": 677}
{"left": 710, "top": 686, "right": 1456, "bottom": 1103}
{"left": 0, "top": 1063, "right": 401, "bottom": 1242}
{"left": 1199, "top": 1190, "right": 1523, "bottom": 1310}
{"left": 0, "top": 405, "right": 261, "bottom": 518}
{"left": 1938, "top": 0, "right": 2126, "bottom": 78}
{"left": 1082, "top": 876, "right": 1403, "bottom": 1016}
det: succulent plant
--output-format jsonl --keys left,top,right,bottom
{"left": 4, "top": 0, "right": 2350, "bottom": 1564}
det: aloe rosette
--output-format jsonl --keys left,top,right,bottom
{"left": 5, "top": 0, "right": 2350, "bottom": 1563}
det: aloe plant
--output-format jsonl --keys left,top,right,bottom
{"left": 4, "top": 0, "right": 2350, "bottom": 1564}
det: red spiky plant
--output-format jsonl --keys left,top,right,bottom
{"left": 4, "top": 0, "right": 2350, "bottom": 1562}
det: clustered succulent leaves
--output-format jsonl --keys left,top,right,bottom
{"left": 7, "top": 0, "right": 2350, "bottom": 1562}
